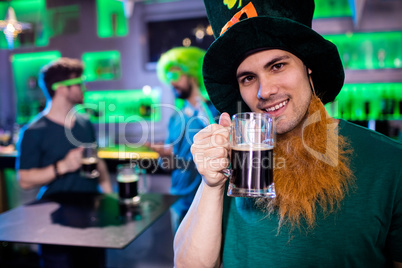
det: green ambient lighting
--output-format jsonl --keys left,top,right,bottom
{"left": 82, "top": 51, "right": 121, "bottom": 81}
{"left": 324, "top": 31, "right": 402, "bottom": 70}
{"left": 0, "top": 0, "right": 49, "bottom": 49}
{"left": 313, "top": 0, "right": 352, "bottom": 19}
{"left": 80, "top": 89, "right": 162, "bottom": 123}
{"left": 11, "top": 51, "right": 61, "bottom": 124}
{"left": 325, "top": 83, "right": 402, "bottom": 121}
{"left": 96, "top": 0, "right": 128, "bottom": 38}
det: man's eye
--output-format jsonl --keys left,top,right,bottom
{"left": 242, "top": 75, "right": 254, "bottom": 83}
{"left": 272, "top": 63, "right": 284, "bottom": 70}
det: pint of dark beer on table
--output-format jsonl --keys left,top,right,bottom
{"left": 117, "top": 164, "right": 147, "bottom": 204}
{"left": 227, "top": 112, "right": 275, "bottom": 198}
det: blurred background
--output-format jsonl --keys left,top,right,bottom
{"left": 0, "top": 0, "right": 401, "bottom": 267}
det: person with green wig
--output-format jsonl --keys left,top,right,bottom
{"left": 146, "top": 46, "right": 219, "bottom": 233}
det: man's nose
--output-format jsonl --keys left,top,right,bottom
{"left": 257, "top": 80, "right": 279, "bottom": 100}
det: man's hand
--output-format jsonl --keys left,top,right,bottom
{"left": 191, "top": 112, "right": 231, "bottom": 188}
{"left": 18, "top": 147, "right": 85, "bottom": 189}
{"left": 58, "top": 147, "right": 84, "bottom": 175}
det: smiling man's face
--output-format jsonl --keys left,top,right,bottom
{"left": 236, "top": 49, "right": 313, "bottom": 135}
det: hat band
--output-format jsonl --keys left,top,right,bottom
{"left": 220, "top": 2, "right": 258, "bottom": 36}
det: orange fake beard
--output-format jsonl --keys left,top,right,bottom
{"left": 256, "top": 95, "right": 354, "bottom": 230}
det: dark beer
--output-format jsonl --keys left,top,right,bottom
{"left": 230, "top": 144, "right": 273, "bottom": 194}
{"left": 117, "top": 174, "right": 139, "bottom": 200}
{"left": 81, "top": 157, "right": 99, "bottom": 178}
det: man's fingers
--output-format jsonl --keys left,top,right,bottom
{"left": 219, "top": 112, "right": 231, "bottom": 127}
{"left": 193, "top": 133, "right": 230, "bottom": 149}
{"left": 201, "top": 147, "right": 228, "bottom": 159}
{"left": 194, "top": 154, "right": 230, "bottom": 176}
{"left": 74, "top": 147, "right": 84, "bottom": 153}
{"left": 193, "top": 124, "right": 230, "bottom": 144}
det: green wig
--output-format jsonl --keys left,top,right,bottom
{"left": 156, "top": 46, "right": 209, "bottom": 100}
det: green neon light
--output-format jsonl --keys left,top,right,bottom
{"left": 313, "top": 0, "right": 352, "bottom": 18}
{"left": 96, "top": 0, "right": 128, "bottom": 38}
{"left": 52, "top": 76, "right": 86, "bottom": 91}
{"left": 11, "top": 51, "right": 61, "bottom": 124}
{"left": 79, "top": 89, "right": 162, "bottom": 123}
{"left": 324, "top": 31, "right": 402, "bottom": 70}
{"left": 82, "top": 51, "right": 121, "bottom": 81}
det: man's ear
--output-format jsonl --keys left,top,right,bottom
{"left": 54, "top": 85, "right": 67, "bottom": 97}
{"left": 308, "top": 68, "right": 312, "bottom": 75}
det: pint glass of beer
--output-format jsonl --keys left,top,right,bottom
{"left": 81, "top": 143, "right": 100, "bottom": 179}
{"left": 117, "top": 164, "right": 148, "bottom": 204}
{"left": 227, "top": 112, "right": 275, "bottom": 198}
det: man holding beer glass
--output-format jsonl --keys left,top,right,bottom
{"left": 174, "top": 0, "right": 402, "bottom": 267}
{"left": 16, "top": 58, "right": 112, "bottom": 266}
{"left": 17, "top": 57, "right": 112, "bottom": 198}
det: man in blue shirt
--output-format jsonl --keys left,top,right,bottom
{"left": 146, "top": 47, "right": 219, "bottom": 233}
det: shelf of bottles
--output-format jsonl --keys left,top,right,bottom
{"left": 324, "top": 31, "right": 402, "bottom": 70}
{"left": 325, "top": 82, "right": 402, "bottom": 121}
{"left": 79, "top": 89, "right": 162, "bottom": 124}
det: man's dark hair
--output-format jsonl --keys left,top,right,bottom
{"left": 39, "top": 57, "right": 84, "bottom": 99}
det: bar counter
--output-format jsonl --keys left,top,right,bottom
{"left": 0, "top": 145, "right": 160, "bottom": 169}
{"left": 97, "top": 145, "right": 159, "bottom": 160}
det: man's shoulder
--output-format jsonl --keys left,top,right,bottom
{"left": 18, "top": 115, "right": 49, "bottom": 146}
{"left": 23, "top": 114, "right": 49, "bottom": 132}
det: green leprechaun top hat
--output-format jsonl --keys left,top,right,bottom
{"left": 202, "top": 0, "right": 344, "bottom": 116}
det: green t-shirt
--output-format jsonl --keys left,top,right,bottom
{"left": 222, "top": 120, "right": 402, "bottom": 267}
{"left": 17, "top": 114, "right": 99, "bottom": 199}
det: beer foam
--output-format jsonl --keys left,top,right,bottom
{"left": 82, "top": 157, "right": 98, "bottom": 165}
{"left": 232, "top": 143, "right": 273, "bottom": 151}
{"left": 117, "top": 174, "right": 139, "bottom": 183}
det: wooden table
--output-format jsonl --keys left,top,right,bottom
{"left": 0, "top": 192, "right": 178, "bottom": 249}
